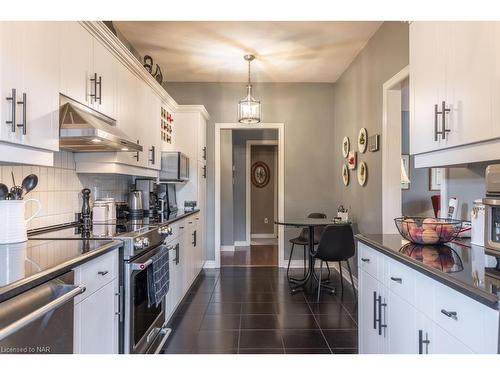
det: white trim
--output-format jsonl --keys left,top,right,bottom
{"left": 81, "top": 22, "right": 210, "bottom": 120}
{"left": 246, "top": 140, "right": 279, "bottom": 243}
{"left": 215, "top": 123, "right": 285, "bottom": 269}
{"left": 234, "top": 241, "right": 249, "bottom": 247}
{"left": 203, "top": 260, "right": 217, "bottom": 269}
{"left": 382, "top": 65, "right": 409, "bottom": 234}
{"left": 220, "top": 245, "right": 235, "bottom": 252}
{"left": 251, "top": 234, "right": 276, "bottom": 239}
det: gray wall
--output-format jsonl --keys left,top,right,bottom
{"left": 332, "top": 21, "right": 409, "bottom": 235}
{"left": 251, "top": 145, "right": 277, "bottom": 235}
{"left": 220, "top": 130, "right": 233, "bottom": 246}
{"left": 166, "top": 82, "right": 336, "bottom": 261}
{"left": 232, "top": 130, "right": 278, "bottom": 242}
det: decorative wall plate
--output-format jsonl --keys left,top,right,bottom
{"left": 251, "top": 161, "right": 271, "bottom": 188}
{"left": 342, "top": 164, "right": 349, "bottom": 186}
{"left": 357, "top": 161, "right": 367, "bottom": 186}
{"left": 342, "top": 136, "right": 350, "bottom": 158}
{"left": 347, "top": 151, "right": 357, "bottom": 170}
{"left": 358, "top": 128, "right": 368, "bottom": 153}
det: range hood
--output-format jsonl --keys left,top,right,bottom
{"left": 59, "top": 95, "right": 142, "bottom": 153}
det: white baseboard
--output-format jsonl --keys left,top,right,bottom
{"left": 220, "top": 245, "right": 235, "bottom": 252}
{"left": 251, "top": 234, "right": 276, "bottom": 239}
{"left": 284, "top": 260, "right": 358, "bottom": 289}
{"left": 203, "top": 260, "right": 218, "bottom": 269}
{"left": 234, "top": 241, "right": 249, "bottom": 247}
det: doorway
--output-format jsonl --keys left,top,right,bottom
{"left": 215, "top": 123, "right": 285, "bottom": 269}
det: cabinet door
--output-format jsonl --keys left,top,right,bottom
{"left": 409, "top": 21, "right": 447, "bottom": 155}
{"left": 417, "top": 314, "right": 473, "bottom": 354}
{"left": 386, "top": 290, "right": 417, "bottom": 353}
{"left": 197, "top": 114, "right": 207, "bottom": 162}
{"left": 116, "top": 64, "right": 141, "bottom": 166}
{"left": 92, "top": 37, "right": 118, "bottom": 118}
{"left": 145, "top": 89, "right": 161, "bottom": 170}
{"left": 358, "top": 269, "right": 383, "bottom": 354}
{"left": 445, "top": 22, "right": 493, "bottom": 147}
{"left": 60, "top": 22, "right": 92, "bottom": 106}
{"left": 20, "top": 22, "right": 60, "bottom": 151}
{"left": 0, "top": 22, "right": 22, "bottom": 145}
{"left": 491, "top": 22, "right": 500, "bottom": 139}
{"left": 74, "top": 281, "right": 119, "bottom": 354}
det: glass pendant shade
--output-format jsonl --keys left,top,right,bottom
{"left": 238, "top": 54, "right": 261, "bottom": 124}
{"left": 238, "top": 85, "right": 261, "bottom": 124}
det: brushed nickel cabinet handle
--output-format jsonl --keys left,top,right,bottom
{"left": 361, "top": 258, "right": 370, "bottom": 262}
{"left": 6, "top": 88, "right": 16, "bottom": 132}
{"left": 98, "top": 270, "right": 109, "bottom": 276}
{"left": 441, "top": 101, "right": 451, "bottom": 140}
{"left": 390, "top": 277, "right": 402, "bottom": 284}
{"left": 440, "top": 309, "right": 458, "bottom": 320}
{"left": 434, "top": 103, "right": 441, "bottom": 141}
{"left": 17, "top": 93, "right": 26, "bottom": 135}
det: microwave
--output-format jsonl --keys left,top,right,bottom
{"left": 160, "top": 152, "right": 189, "bottom": 181}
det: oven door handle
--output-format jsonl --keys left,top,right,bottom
{"left": 131, "top": 259, "right": 153, "bottom": 271}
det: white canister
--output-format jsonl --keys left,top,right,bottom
{"left": 92, "top": 202, "right": 109, "bottom": 223}
{"left": 0, "top": 199, "right": 41, "bottom": 244}
{"left": 471, "top": 199, "right": 485, "bottom": 246}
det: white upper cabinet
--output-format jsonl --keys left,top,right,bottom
{"left": 60, "top": 22, "right": 93, "bottom": 107}
{"left": 410, "top": 21, "right": 496, "bottom": 158}
{"left": 491, "top": 23, "right": 500, "bottom": 139}
{"left": 91, "top": 37, "right": 118, "bottom": 119}
{"left": 410, "top": 21, "right": 447, "bottom": 155}
{"left": 0, "top": 22, "right": 60, "bottom": 152}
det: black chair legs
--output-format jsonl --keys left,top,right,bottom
{"left": 317, "top": 261, "right": 322, "bottom": 303}
{"left": 287, "top": 243, "right": 307, "bottom": 283}
{"left": 338, "top": 261, "right": 344, "bottom": 293}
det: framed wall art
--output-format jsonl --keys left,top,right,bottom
{"left": 358, "top": 128, "right": 368, "bottom": 153}
{"left": 347, "top": 151, "right": 357, "bottom": 170}
{"left": 342, "top": 136, "right": 350, "bottom": 158}
{"left": 357, "top": 161, "right": 367, "bottom": 186}
{"left": 342, "top": 164, "right": 349, "bottom": 186}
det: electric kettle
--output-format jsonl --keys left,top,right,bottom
{"left": 128, "top": 190, "right": 144, "bottom": 216}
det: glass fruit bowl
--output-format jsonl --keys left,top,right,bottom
{"left": 394, "top": 217, "right": 463, "bottom": 245}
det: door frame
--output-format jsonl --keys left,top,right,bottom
{"left": 382, "top": 65, "right": 447, "bottom": 231}
{"left": 382, "top": 66, "right": 409, "bottom": 233}
{"left": 246, "top": 140, "right": 279, "bottom": 244}
{"left": 215, "top": 123, "right": 285, "bottom": 268}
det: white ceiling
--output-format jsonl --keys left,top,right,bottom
{"left": 113, "top": 21, "right": 382, "bottom": 83}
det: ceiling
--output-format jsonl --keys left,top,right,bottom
{"left": 113, "top": 21, "right": 382, "bottom": 83}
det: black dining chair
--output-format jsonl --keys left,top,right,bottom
{"left": 313, "top": 224, "right": 357, "bottom": 302}
{"left": 286, "top": 212, "right": 330, "bottom": 282}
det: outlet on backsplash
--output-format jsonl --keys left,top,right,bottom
{"left": 0, "top": 151, "right": 133, "bottom": 230}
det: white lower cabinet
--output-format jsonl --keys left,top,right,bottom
{"left": 74, "top": 281, "right": 119, "bottom": 354}
{"left": 73, "top": 249, "right": 119, "bottom": 354}
{"left": 358, "top": 244, "right": 499, "bottom": 354}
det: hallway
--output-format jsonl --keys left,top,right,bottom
{"left": 161, "top": 267, "right": 358, "bottom": 354}
{"left": 221, "top": 244, "right": 278, "bottom": 266}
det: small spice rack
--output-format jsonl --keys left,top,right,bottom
{"left": 161, "top": 106, "right": 173, "bottom": 144}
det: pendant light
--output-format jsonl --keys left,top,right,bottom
{"left": 238, "top": 54, "right": 261, "bottom": 124}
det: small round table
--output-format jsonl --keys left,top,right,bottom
{"left": 275, "top": 218, "right": 351, "bottom": 294}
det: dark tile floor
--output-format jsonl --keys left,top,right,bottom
{"left": 161, "top": 267, "right": 358, "bottom": 354}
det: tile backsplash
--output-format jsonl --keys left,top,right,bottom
{"left": 0, "top": 151, "right": 133, "bottom": 230}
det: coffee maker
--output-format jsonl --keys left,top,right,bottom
{"left": 135, "top": 179, "right": 160, "bottom": 215}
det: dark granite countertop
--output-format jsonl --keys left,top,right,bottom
{"left": 355, "top": 233, "right": 500, "bottom": 309}
{"left": 0, "top": 238, "right": 122, "bottom": 303}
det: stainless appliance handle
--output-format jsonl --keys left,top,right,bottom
{"left": 131, "top": 258, "right": 153, "bottom": 271}
{"left": 153, "top": 326, "right": 172, "bottom": 354}
{"left": 0, "top": 284, "right": 86, "bottom": 341}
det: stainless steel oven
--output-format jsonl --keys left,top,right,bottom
{"left": 123, "top": 243, "right": 173, "bottom": 354}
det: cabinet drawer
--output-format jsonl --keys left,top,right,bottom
{"left": 385, "top": 258, "right": 416, "bottom": 306}
{"left": 75, "top": 249, "right": 118, "bottom": 303}
{"left": 433, "top": 282, "right": 497, "bottom": 353}
{"left": 358, "top": 243, "right": 380, "bottom": 280}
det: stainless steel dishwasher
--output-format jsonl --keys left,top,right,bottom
{"left": 0, "top": 271, "right": 85, "bottom": 354}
